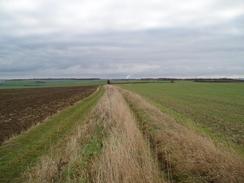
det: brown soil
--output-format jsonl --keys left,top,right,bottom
{"left": 0, "top": 86, "right": 97, "bottom": 144}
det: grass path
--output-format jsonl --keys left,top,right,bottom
{"left": 0, "top": 87, "right": 103, "bottom": 183}
{"left": 91, "top": 86, "right": 164, "bottom": 183}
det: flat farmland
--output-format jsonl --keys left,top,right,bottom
{"left": 121, "top": 81, "right": 244, "bottom": 154}
{"left": 0, "top": 86, "right": 97, "bottom": 144}
{"left": 0, "top": 79, "right": 105, "bottom": 89}
{"left": 1, "top": 85, "right": 243, "bottom": 183}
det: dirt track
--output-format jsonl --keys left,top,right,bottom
{"left": 0, "top": 86, "right": 96, "bottom": 144}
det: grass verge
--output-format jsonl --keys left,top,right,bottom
{"left": 25, "top": 96, "right": 107, "bottom": 183}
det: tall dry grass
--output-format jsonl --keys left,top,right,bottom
{"left": 119, "top": 87, "right": 244, "bottom": 183}
{"left": 92, "top": 86, "right": 165, "bottom": 183}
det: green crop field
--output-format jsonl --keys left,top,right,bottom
{"left": 0, "top": 79, "right": 106, "bottom": 89}
{"left": 121, "top": 81, "right": 244, "bottom": 154}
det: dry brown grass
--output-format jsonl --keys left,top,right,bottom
{"left": 119, "top": 87, "right": 244, "bottom": 183}
{"left": 24, "top": 122, "right": 91, "bottom": 182}
{"left": 92, "top": 86, "right": 165, "bottom": 183}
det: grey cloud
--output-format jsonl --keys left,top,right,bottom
{"left": 0, "top": 0, "right": 244, "bottom": 79}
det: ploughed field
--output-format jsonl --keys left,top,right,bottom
{"left": 0, "top": 86, "right": 97, "bottom": 144}
{"left": 121, "top": 81, "right": 244, "bottom": 154}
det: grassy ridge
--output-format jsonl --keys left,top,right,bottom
{"left": 120, "top": 81, "right": 244, "bottom": 154}
{"left": 0, "top": 87, "right": 104, "bottom": 183}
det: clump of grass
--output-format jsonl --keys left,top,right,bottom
{"left": 120, "top": 87, "right": 244, "bottom": 183}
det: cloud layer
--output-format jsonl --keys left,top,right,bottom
{"left": 0, "top": 0, "right": 244, "bottom": 78}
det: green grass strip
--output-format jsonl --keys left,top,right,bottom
{"left": 0, "top": 87, "right": 104, "bottom": 183}
{"left": 60, "top": 126, "right": 105, "bottom": 183}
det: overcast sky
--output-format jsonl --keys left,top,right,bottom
{"left": 0, "top": 0, "right": 244, "bottom": 79}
